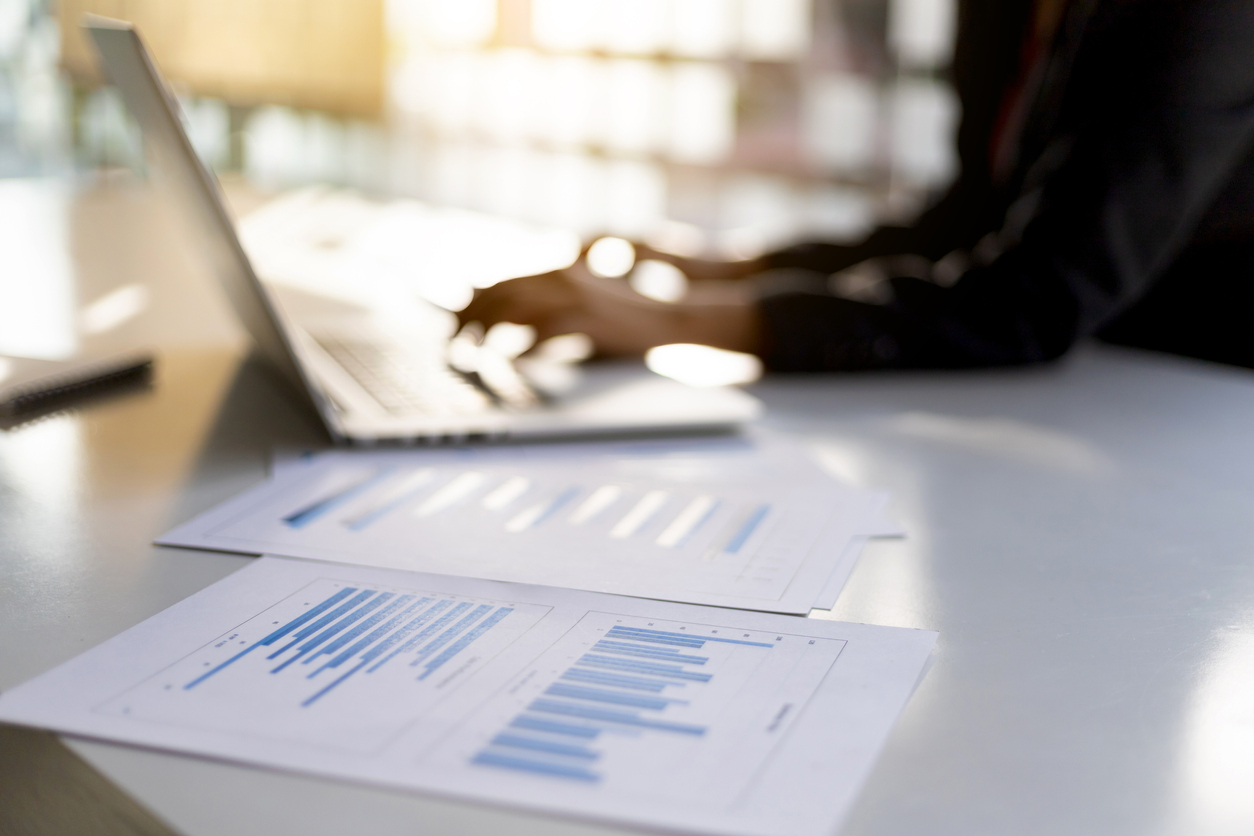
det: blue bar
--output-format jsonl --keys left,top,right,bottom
{"left": 545, "top": 683, "right": 677, "bottom": 710}
{"left": 271, "top": 593, "right": 390, "bottom": 673}
{"left": 283, "top": 471, "right": 391, "bottom": 528}
{"left": 418, "top": 607, "right": 514, "bottom": 680}
{"left": 723, "top": 503, "right": 770, "bottom": 553}
{"left": 604, "top": 631, "right": 705, "bottom": 649}
{"left": 609, "top": 625, "right": 776, "bottom": 649}
{"left": 365, "top": 600, "right": 467, "bottom": 672}
{"left": 605, "top": 627, "right": 705, "bottom": 647}
{"left": 307, "top": 594, "right": 416, "bottom": 677}
{"left": 267, "top": 589, "right": 377, "bottom": 659}
{"left": 595, "top": 639, "right": 681, "bottom": 653}
{"left": 510, "top": 716, "right": 602, "bottom": 739}
{"left": 409, "top": 604, "right": 493, "bottom": 666}
{"left": 530, "top": 486, "right": 581, "bottom": 527}
{"left": 295, "top": 592, "right": 393, "bottom": 661}
{"left": 363, "top": 600, "right": 453, "bottom": 671}
{"left": 592, "top": 642, "right": 709, "bottom": 664}
{"left": 308, "top": 594, "right": 408, "bottom": 665}
{"left": 560, "top": 669, "right": 676, "bottom": 692}
{"left": 344, "top": 477, "right": 431, "bottom": 531}
{"left": 471, "top": 751, "right": 600, "bottom": 782}
{"left": 183, "top": 587, "right": 358, "bottom": 690}
{"left": 260, "top": 588, "right": 360, "bottom": 646}
{"left": 490, "top": 734, "right": 600, "bottom": 760}
{"left": 577, "top": 654, "right": 712, "bottom": 682}
{"left": 320, "top": 597, "right": 432, "bottom": 672}
{"left": 528, "top": 699, "right": 707, "bottom": 736}
{"left": 301, "top": 658, "right": 369, "bottom": 707}
{"left": 672, "top": 497, "right": 721, "bottom": 548}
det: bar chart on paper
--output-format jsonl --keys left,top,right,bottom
{"left": 98, "top": 578, "right": 551, "bottom": 752}
{"left": 177, "top": 456, "right": 863, "bottom": 608}
{"left": 248, "top": 464, "right": 778, "bottom": 563}
{"left": 442, "top": 611, "right": 847, "bottom": 803}
{"left": 0, "top": 555, "right": 935, "bottom": 836}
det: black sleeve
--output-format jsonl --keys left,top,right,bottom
{"left": 759, "top": 0, "right": 1254, "bottom": 371}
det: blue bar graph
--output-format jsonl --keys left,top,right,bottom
{"left": 318, "top": 597, "right": 433, "bottom": 672}
{"left": 343, "top": 480, "right": 431, "bottom": 531}
{"left": 266, "top": 589, "right": 378, "bottom": 660}
{"left": 528, "top": 699, "right": 707, "bottom": 735}
{"left": 595, "top": 639, "right": 680, "bottom": 653}
{"left": 409, "top": 604, "right": 493, "bottom": 667}
{"left": 469, "top": 618, "right": 787, "bottom": 784}
{"left": 545, "top": 683, "right": 682, "bottom": 710}
{"left": 577, "top": 654, "right": 713, "bottom": 682}
{"left": 601, "top": 634, "right": 702, "bottom": 649}
{"left": 184, "top": 586, "right": 360, "bottom": 689}
{"left": 307, "top": 594, "right": 415, "bottom": 673}
{"left": 531, "top": 486, "right": 581, "bottom": 527}
{"left": 309, "top": 595, "right": 424, "bottom": 677}
{"left": 371, "top": 601, "right": 472, "bottom": 671}
{"left": 722, "top": 504, "right": 770, "bottom": 553}
{"left": 363, "top": 600, "right": 454, "bottom": 672}
{"left": 607, "top": 626, "right": 776, "bottom": 648}
{"left": 471, "top": 751, "right": 600, "bottom": 782}
{"left": 491, "top": 733, "right": 600, "bottom": 760}
{"left": 510, "top": 715, "right": 602, "bottom": 738}
{"left": 590, "top": 641, "right": 709, "bottom": 664}
{"left": 271, "top": 592, "right": 393, "bottom": 673}
{"left": 282, "top": 471, "right": 391, "bottom": 528}
{"left": 560, "top": 669, "right": 677, "bottom": 692}
{"left": 418, "top": 607, "right": 514, "bottom": 680}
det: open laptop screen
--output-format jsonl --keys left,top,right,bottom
{"left": 85, "top": 16, "right": 333, "bottom": 428}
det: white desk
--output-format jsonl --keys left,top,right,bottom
{"left": 3, "top": 178, "right": 1253, "bottom": 836}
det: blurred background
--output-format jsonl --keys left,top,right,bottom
{"left": 3, "top": 0, "right": 958, "bottom": 244}
{"left": 0, "top": 0, "right": 958, "bottom": 361}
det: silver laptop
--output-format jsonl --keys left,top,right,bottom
{"left": 86, "top": 18, "right": 761, "bottom": 444}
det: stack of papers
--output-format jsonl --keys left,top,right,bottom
{"left": 0, "top": 557, "right": 934, "bottom": 836}
{"left": 160, "top": 432, "right": 903, "bottom": 613}
{"left": 0, "top": 430, "right": 934, "bottom": 836}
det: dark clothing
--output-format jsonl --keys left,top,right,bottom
{"left": 759, "top": 0, "right": 1254, "bottom": 371}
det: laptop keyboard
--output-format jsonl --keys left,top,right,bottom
{"left": 313, "top": 334, "right": 492, "bottom": 416}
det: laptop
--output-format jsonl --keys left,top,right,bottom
{"left": 85, "top": 17, "right": 761, "bottom": 445}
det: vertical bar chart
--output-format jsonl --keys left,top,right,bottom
{"left": 193, "top": 453, "right": 852, "bottom": 610}
{"left": 266, "top": 464, "right": 780, "bottom": 567}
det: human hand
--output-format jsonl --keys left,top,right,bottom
{"left": 458, "top": 256, "right": 762, "bottom": 358}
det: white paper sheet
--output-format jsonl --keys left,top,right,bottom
{"left": 162, "top": 435, "right": 902, "bottom": 614}
{"left": 810, "top": 494, "right": 903, "bottom": 611}
{"left": 811, "top": 535, "right": 870, "bottom": 612}
{"left": 0, "top": 556, "right": 935, "bottom": 836}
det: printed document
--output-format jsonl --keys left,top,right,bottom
{"left": 0, "top": 556, "right": 935, "bottom": 836}
{"left": 160, "top": 435, "right": 900, "bottom": 614}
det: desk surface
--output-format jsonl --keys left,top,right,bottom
{"left": 2, "top": 177, "right": 1254, "bottom": 836}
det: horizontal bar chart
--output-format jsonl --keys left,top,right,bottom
{"left": 469, "top": 615, "right": 785, "bottom": 786}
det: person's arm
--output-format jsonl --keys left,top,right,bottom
{"left": 761, "top": 0, "right": 1254, "bottom": 370}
